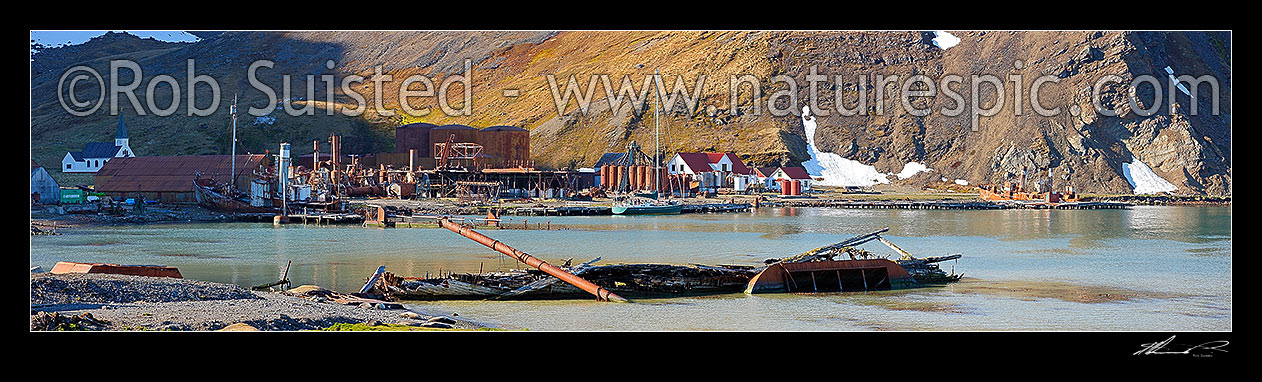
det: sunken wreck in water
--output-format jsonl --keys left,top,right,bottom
{"left": 362, "top": 224, "right": 961, "bottom": 301}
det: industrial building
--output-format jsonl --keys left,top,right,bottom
{"left": 30, "top": 160, "right": 60, "bottom": 204}
{"left": 391, "top": 123, "right": 530, "bottom": 169}
{"left": 93, "top": 155, "right": 267, "bottom": 203}
{"left": 394, "top": 122, "right": 436, "bottom": 157}
{"left": 477, "top": 125, "right": 531, "bottom": 168}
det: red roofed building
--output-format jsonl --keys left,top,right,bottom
{"left": 771, "top": 166, "right": 814, "bottom": 191}
{"left": 753, "top": 167, "right": 780, "bottom": 190}
{"left": 94, "top": 155, "right": 268, "bottom": 203}
{"left": 665, "top": 152, "right": 756, "bottom": 191}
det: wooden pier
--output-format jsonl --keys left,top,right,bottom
{"left": 1006, "top": 201, "right": 1132, "bottom": 210}
{"left": 769, "top": 199, "right": 1131, "bottom": 210}
{"left": 681, "top": 203, "right": 752, "bottom": 213}
{"left": 508, "top": 205, "right": 612, "bottom": 216}
{"left": 286, "top": 212, "right": 365, "bottom": 225}
{"left": 506, "top": 202, "right": 752, "bottom": 216}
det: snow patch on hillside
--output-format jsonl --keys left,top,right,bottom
{"left": 932, "top": 31, "right": 960, "bottom": 49}
{"left": 896, "top": 162, "right": 933, "bottom": 179}
{"left": 800, "top": 106, "right": 890, "bottom": 187}
{"left": 1122, "top": 157, "right": 1177, "bottom": 194}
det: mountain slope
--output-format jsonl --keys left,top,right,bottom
{"left": 29, "top": 31, "right": 1230, "bottom": 195}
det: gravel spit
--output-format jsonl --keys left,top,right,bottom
{"left": 31, "top": 273, "right": 487, "bottom": 331}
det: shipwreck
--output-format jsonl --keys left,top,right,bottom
{"left": 744, "top": 228, "right": 961, "bottom": 294}
{"left": 362, "top": 222, "right": 961, "bottom": 302}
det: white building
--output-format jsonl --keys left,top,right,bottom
{"left": 753, "top": 167, "right": 780, "bottom": 190}
{"left": 771, "top": 166, "right": 813, "bottom": 191}
{"left": 62, "top": 116, "right": 135, "bottom": 173}
{"left": 665, "top": 152, "right": 757, "bottom": 191}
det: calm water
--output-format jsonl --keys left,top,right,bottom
{"left": 30, "top": 206, "right": 1232, "bottom": 331}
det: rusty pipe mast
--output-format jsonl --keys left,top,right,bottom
{"left": 437, "top": 218, "right": 628, "bottom": 302}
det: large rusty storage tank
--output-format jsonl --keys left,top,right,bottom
{"left": 477, "top": 125, "right": 530, "bottom": 168}
{"left": 641, "top": 166, "right": 650, "bottom": 189}
{"left": 395, "top": 122, "right": 437, "bottom": 157}
{"left": 633, "top": 166, "right": 642, "bottom": 189}
{"left": 429, "top": 124, "right": 479, "bottom": 156}
{"left": 606, "top": 166, "right": 613, "bottom": 189}
{"left": 614, "top": 165, "right": 625, "bottom": 190}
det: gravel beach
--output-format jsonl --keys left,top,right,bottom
{"left": 30, "top": 273, "right": 488, "bottom": 331}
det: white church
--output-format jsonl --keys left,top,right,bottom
{"left": 61, "top": 116, "right": 136, "bottom": 173}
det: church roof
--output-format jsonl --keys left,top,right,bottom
{"left": 82, "top": 142, "right": 122, "bottom": 159}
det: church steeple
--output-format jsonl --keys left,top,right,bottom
{"left": 114, "top": 115, "right": 132, "bottom": 157}
{"left": 115, "top": 115, "right": 128, "bottom": 140}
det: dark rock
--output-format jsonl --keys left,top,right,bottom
{"left": 426, "top": 316, "right": 457, "bottom": 324}
{"left": 420, "top": 322, "right": 453, "bottom": 329}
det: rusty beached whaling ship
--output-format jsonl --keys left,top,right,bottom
{"left": 193, "top": 177, "right": 276, "bottom": 214}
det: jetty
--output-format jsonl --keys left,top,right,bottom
{"left": 498, "top": 201, "right": 752, "bottom": 216}
{"left": 284, "top": 211, "right": 365, "bottom": 225}
{"left": 765, "top": 198, "right": 1130, "bottom": 210}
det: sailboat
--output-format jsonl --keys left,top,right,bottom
{"left": 612, "top": 200, "right": 682, "bottom": 215}
{"left": 613, "top": 69, "right": 680, "bottom": 216}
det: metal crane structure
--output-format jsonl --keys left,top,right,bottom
{"left": 434, "top": 133, "right": 484, "bottom": 170}
{"left": 609, "top": 141, "right": 656, "bottom": 194}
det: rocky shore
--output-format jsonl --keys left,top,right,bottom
{"left": 30, "top": 273, "right": 488, "bottom": 331}
{"left": 31, "top": 203, "right": 273, "bottom": 228}
{"left": 1085, "top": 194, "right": 1232, "bottom": 206}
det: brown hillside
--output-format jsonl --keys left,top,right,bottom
{"left": 29, "top": 31, "right": 1230, "bottom": 195}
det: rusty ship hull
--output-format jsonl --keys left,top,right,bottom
{"left": 193, "top": 180, "right": 275, "bottom": 213}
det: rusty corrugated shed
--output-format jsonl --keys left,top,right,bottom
{"left": 95, "top": 155, "right": 266, "bottom": 193}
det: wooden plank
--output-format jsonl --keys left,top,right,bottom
{"left": 360, "top": 266, "right": 386, "bottom": 294}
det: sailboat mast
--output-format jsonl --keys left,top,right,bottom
{"left": 230, "top": 94, "right": 238, "bottom": 189}
{"left": 654, "top": 69, "right": 661, "bottom": 194}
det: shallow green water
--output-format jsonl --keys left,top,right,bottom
{"left": 30, "top": 206, "right": 1231, "bottom": 331}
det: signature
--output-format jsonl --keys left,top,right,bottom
{"left": 1134, "top": 335, "right": 1229, "bottom": 356}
